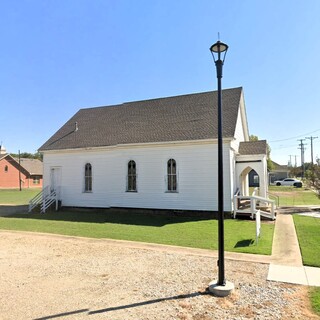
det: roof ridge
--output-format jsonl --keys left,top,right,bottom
{"left": 123, "top": 87, "right": 243, "bottom": 105}
{"left": 79, "top": 86, "right": 243, "bottom": 111}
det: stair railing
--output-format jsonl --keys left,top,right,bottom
{"left": 28, "top": 186, "right": 50, "bottom": 213}
{"left": 234, "top": 193, "right": 276, "bottom": 220}
{"left": 29, "top": 186, "right": 60, "bottom": 213}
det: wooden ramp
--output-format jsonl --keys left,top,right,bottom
{"left": 233, "top": 194, "right": 276, "bottom": 220}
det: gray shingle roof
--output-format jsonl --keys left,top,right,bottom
{"left": 271, "top": 160, "right": 289, "bottom": 171}
{"left": 239, "top": 140, "right": 267, "bottom": 155}
{"left": 39, "top": 87, "right": 243, "bottom": 151}
{"left": 17, "top": 158, "right": 43, "bottom": 175}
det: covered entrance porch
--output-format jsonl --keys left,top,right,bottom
{"left": 233, "top": 140, "right": 276, "bottom": 220}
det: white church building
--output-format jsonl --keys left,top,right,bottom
{"left": 36, "top": 87, "right": 272, "bottom": 216}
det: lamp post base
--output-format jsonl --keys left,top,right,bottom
{"left": 208, "top": 280, "right": 234, "bottom": 297}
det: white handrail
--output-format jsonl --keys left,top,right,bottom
{"left": 41, "top": 190, "right": 56, "bottom": 213}
{"left": 29, "top": 186, "right": 59, "bottom": 213}
{"left": 233, "top": 194, "right": 276, "bottom": 220}
{"left": 28, "top": 186, "right": 50, "bottom": 212}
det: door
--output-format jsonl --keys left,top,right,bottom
{"left": 50, "top": 167, "right": 61, "bottom": 194}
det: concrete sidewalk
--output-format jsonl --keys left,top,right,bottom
{"left": 267, "top": 210, "right": 320, "bottom": 286}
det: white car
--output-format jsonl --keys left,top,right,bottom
{"left": 274, "top": 178, "right": 302, "bottom": 187}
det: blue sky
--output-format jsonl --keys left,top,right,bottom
{"left": 1, "top": 0, "right": 320, "bottom": 165}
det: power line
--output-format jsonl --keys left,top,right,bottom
{"left": 272, "top": 144, "right": 299, "bottom": 150}
{"left": 269, "top": 128, "right": 320, "bottom": 143}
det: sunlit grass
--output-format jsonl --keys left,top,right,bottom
{"left": 0, "top": 189, "right": 40, "bottom": 205}
{"left": 0, "top": 210, "right": 274, "bottom": 255}
{"left": 293, "top": 215, "right": 320, "bottom": 267}
{"left": 310, "top": 287, "right": 320, "bottom": 316}
{"left": 268, "top": 186, "right": 320, "bottom": 206}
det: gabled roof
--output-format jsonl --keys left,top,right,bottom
{"left": 39, "top": 87, "right": 244, "bottom": 151}
{"left": 0, "top": 154, "right": 43, "bottom": 175}
{"left": 0, "top": 153, "right": 9, "bottom": 161}
{"left": 270, "top": 160, "right": 289, "bottom": 172}
{"left": 239, "top": 140, "right": 267, "bottom": 155}
{"left": 15, "top": 158, "right": 43, "bottom": 175}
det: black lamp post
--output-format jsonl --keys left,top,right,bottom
{"left": 208, "top": 40, "right": 234, "bottom": 296}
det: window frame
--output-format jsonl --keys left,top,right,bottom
{"left": 84, "top": 163, "right": 93, "bottom": 193}
{"left": 126, "top": 160, "right": 137, "bottom": 192}
{"left": 166, "top": 158, "right": 178, "bottom": 192}
{"left": 33, "top": 176, "right": 41, "bottom": 185}
{"left": 253, "top": 174, "right": 259, "bottom": 184}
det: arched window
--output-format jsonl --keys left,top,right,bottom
{"left": 4, "top": 165, "right": 8, "bottom": 173}
{"left": 84, "top": 163, "right": 92, "bottom": 192}
{"left": 127, "top": 160, "right": 137, "bottom": 192}
{"left": 167, "top": 159, "right": 177, "bottom": 192}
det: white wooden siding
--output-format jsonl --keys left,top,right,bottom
{"left": 231, "top": 107, "right": 246, "bottom": 152}
{"left": 230, "top": 92, "right": 249, "bottom": 152}
{"left": 43, "top": 141, "right": 234, "bottom": 212}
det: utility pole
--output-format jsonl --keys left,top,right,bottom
{"left": 298, "top": 139, "right": 306, "bottom": 179}
{"left": 289, "top": 155, "right": 296, "bottom": 167}
{"left": 305, "top": 136, "right": 318, "bottom": 165}
{"left": 289, "top": 155, "right": 298, "bottom": 167}
{"left": 18, "top": 150, "right": 22, "bottom": 191}
{"left": 288, "top": 155, "right": 298, "bottom": 177}
{"left": 306, "top": 136, "right": 318, "bottom": 184}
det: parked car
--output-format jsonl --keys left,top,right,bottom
{"left": 274, "top": 178, "right": 302, "bottom": 188}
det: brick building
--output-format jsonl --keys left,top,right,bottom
{"left": 0, "top": 146, "right": 43, "bottom": 189}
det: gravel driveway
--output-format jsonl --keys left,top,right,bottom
{"left": 0, "top": 231, "right": 318, "bottom": 320}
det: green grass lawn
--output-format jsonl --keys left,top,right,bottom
{"left": 310, "top": 287, "right": 320, "bottom": 316}
{"left": 293, "top": 214, "right": 320, "bottom": 267}
{"left": 292, "top": 214, "right": 320, "bottom": 317}
{"left": 0, "top": 210, "right": 274, "bottom": 255}
{"left": 0, "top": 189, "right": 40, "bottom": 205}
{"left": 268, "top": 186, "right": 320, "bottom": 206}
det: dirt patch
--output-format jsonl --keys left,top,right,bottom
{"left": 0, "top": 231, "right": 318, "bottom": 320}
{"left": 283, "top": 285, "right": 318, "bottom": 319}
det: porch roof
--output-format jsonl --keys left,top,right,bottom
{"left": 239, "top": 140, "right": 267, "bottom": 155}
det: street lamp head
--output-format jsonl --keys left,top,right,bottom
{"left": 209, "top": 41, "right": 228, "bottom": 63}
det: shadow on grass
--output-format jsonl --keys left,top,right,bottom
{"left": 0, "top": 205, "right": 29, "bottom": 216}
{"left": 6, "top": 209, "right": 214, "bottom": 227}
{"left": 234, "top": 239, "right": 254, "bottom": 248}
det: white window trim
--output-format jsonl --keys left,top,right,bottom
{"left": 84, "top": 162, "right": 93, "bottom": 193}
{"left": 126, "top": 159, "right": 138, "bottom": 192}
{"left": 165, "top": 158, "right": 178, "bottom": 193}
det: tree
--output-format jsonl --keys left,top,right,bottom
{"left": 313, "top": 164, "right": 320, "bottom": 196}
{"left": 10, "top": 152, "right": 43, "bottom": 161}
{"left": 290, "top": 165, "right": 302, "bottom": 178}
{"left": 249, "top": 135, "right": 259, "bottom": 142}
